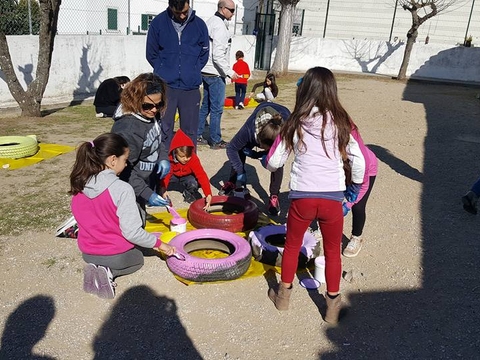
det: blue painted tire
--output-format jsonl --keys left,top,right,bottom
{"left": 248, "top": 224, "right": 318, "bottom": 267}
{"left": 166, "top": 229, "right": 252, "bottom": 282}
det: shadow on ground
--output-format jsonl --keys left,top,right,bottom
{"left": 320, "top": 79, "right": 480, "bottom": 358}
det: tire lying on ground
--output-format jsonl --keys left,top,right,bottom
{"left": 166, "top": 228, "right": 252, "bottom": 282}
{"left": 0, "top": 135, "right": 39, "bottom": 159}
{"left": 248, "top": 224, "right": 318, "bottom": 267}
{"left": 188, "top": 195, "right": 259, "bottom": 232}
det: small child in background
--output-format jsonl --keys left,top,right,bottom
{"left": 250, "top": 73, "right": 278, "bottom": 103}
{"left": 232, "top": 50, "right": 251, "bottom": 109}
{"left": 342, "top": 125, "right": 378, "bottom": 257}
{"left": 221, "top": 102, "right": 291, "bottom": 215}
{"left": 70, "top": 133, "right": 176, "bottom": 299}
{"left": 159, "top": 129, "right": 212, "bottom": 209}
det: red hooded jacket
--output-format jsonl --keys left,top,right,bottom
{"left": 160, "top": 129, "right": 212, "bottom": 197}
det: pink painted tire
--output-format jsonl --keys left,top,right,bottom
{"left": 166, "top": 229, "right": 252, "bottom": 282}
{"left": 188, "top": 195, "right": 259, "bottom": 232}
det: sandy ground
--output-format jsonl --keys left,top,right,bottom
{"left": 1, "top": 74, "right": 480, "bottom": 359}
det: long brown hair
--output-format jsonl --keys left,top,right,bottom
{"left": 120, "top": 73, "right": 167, "bottom": 116}
{"left": 281, "top": 67, "right": 354, "bottom": 183}
{"left": 69, "top": 133, "right": 129, "bottom": 195}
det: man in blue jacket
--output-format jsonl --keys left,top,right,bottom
{"left": 146, "top": 0, "right": 209, "bottom": 149}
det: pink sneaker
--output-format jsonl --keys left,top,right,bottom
{"left": 268, "top": 195, "right": 280, "bottom": 216}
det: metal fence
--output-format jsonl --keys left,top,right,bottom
{"left": 2, "top": 0, "right": 479, "bottom": 46}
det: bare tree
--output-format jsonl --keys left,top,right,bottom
{"left": 396, "top": 0, "right": 461, "bottom": 80}
{"left": 0, "top": 0, "right": 61, "bottom": 116}
{"left": 270, "top": 0, "right": 300, "bottom": 76}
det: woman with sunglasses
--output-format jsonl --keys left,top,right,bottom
{"left": 111, "top": 73, "right": 171, "bottom": 225}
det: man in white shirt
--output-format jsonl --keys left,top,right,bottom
{"left": 197, "top": 0, "right": 239, "bottom": 150}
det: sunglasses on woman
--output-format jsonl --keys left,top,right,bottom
{"left": 141, "top": 101, "right": 164, "bottom": 111}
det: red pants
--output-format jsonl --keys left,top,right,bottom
{"left": 282, "top": 198, "right": 343, "bottom": 293}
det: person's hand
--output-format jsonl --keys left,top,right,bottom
{"left": 236, "top": 173, "right": 247, "bottom": 186}
{"left": 342, "top": 202, "right": 350, "bottom": 217}
{"left": 158, "top": 242, "right": 176, "bottom": 256}
{"left": 148, "top": 193, "right": 170, "bottom": 207}
{"left": 260, "top": 154, "right": 268, "bottom": 168}
{"left": 156, "top": 160, "right": 170, "bottom": 179}
{"left": 231, "top": 72, "right": 239, "bottom": 80}
{"left": 249, "top": 92, "right": 254, "bottom": 98}
{"left": 344, "top": 183, "right": 361, "bottom": 203}
{"left": 203, "top": 194, "right": 212, "bottom": 211}
{"left": 242, "top": 148, "right": 255, "bottom": 158}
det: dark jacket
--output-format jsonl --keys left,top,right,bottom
{"left": 226, "top": 102, "right": 291, "bottom": 175}
{"left": 93, "top": 78, "right": 121, "bottom": 107}
{"left": 146, "top": 8, "right": 209, "bottom": 90}
{"left": 111, "top": 113, "right": 168, "bottom": 202}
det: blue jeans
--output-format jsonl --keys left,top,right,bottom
{"left": 235, "top": 83, "right": 247, "bottom": 106}
{"left": 198, "top": 76, "right": 226, "bottom": 145}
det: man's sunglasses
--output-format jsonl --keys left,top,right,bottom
{"left": 141, "top": 101, "right": 164, "bottom": 111}
{"left": 225, "top": 6, "right": 235, "bottom": 13}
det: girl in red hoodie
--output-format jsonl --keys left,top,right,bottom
{"left": 159, "top": 129, "right": 212, "bottom": 210}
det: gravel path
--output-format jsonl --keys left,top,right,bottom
{"left": 1, "top": 75, "right": 479, "bottom": 359}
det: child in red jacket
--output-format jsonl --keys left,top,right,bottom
{"left": 159, "top": 129, "right": 212, "bottom": 210}
{"left": 232, "top": 50, "right": 251, "bottom": 109}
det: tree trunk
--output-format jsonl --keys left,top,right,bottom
{"left": 270, "top": 3, "right": 295, "bottom": 76}
{"left": 0, "top": 0, "right": 61, "bottom": 117}
{"left": 397, "top": 27, "right": 418, "bottom": 80}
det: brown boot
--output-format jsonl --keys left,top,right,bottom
{"left": 268, "top": 282, "right": 292, "bottom": 310}
{"left": 325, "top": 293, "right": 342, "bottom": 324}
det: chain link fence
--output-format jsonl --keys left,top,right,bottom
{"left": 1, "top": 0, "right": 478, "bottom": 45}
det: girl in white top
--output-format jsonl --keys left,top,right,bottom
{"left": 264, "top": 67, "right": 365, "bottom": 324}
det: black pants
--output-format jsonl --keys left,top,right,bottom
{"left": 228, "top": 150, "right": 283, "bottom": 196}
{"left": 351, "top": 176, "right": 376, "bottom": 237}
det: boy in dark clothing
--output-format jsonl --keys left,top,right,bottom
{"left": 160, "top": 129, "right": 212, "bottom": 209}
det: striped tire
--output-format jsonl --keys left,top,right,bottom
{"left": 166, "top": 229, "right": 252, "bottom": 282}
{"left": 0, "top": 135, "right": 39, "bottom": 159}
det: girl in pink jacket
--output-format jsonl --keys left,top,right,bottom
{"left": 70, "top": 133, "right": 175, "bottom": 299}
{"left": 342, "top": 126, "right": 378, "bottom": 257}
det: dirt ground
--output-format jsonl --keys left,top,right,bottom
{"left": 1, "top": 74, "right": 480, "bottom": 359}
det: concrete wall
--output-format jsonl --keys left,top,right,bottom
{"left": 1, "top": 34, "right": 479, "bottom": 109}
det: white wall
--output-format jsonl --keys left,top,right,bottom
{"left": 0, "top": 35, "right": 256, "bottom": 108}
{"left": 1, "top": 34, "right": 479, "bottom": 109}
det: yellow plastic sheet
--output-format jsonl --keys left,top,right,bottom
{"left": 146, "top": 208, "right": 280, "bottom": 285}
{"left": 0, "top": 143, "right": 75, "bottom": 170}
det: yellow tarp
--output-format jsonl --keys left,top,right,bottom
{"left": 0, "top": 143, "right": 75, "bottom": 170}
{"left": 146, "top": 208, "right": 280, "bottom": 285}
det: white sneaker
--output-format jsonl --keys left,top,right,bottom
{"left": 95, "top": 112, "right": 105, "bottom": 118}
{"left": 97, "top": 266, "right": 116, "bottom": 299}
{"left": 238, "top": 102, "right": 244, "bottom": 109}
{"left": 343, "top": 235, "right": 363, "bottom": 257}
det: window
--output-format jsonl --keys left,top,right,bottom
{"left": 107, "top": 8, "right": 118, "bottom": 30}
{"left": 141, "top": 14, "right": 155, "bottom": 31}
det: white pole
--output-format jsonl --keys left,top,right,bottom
{"left": 27, "top": 0, "right": 32, "bottom": 35}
